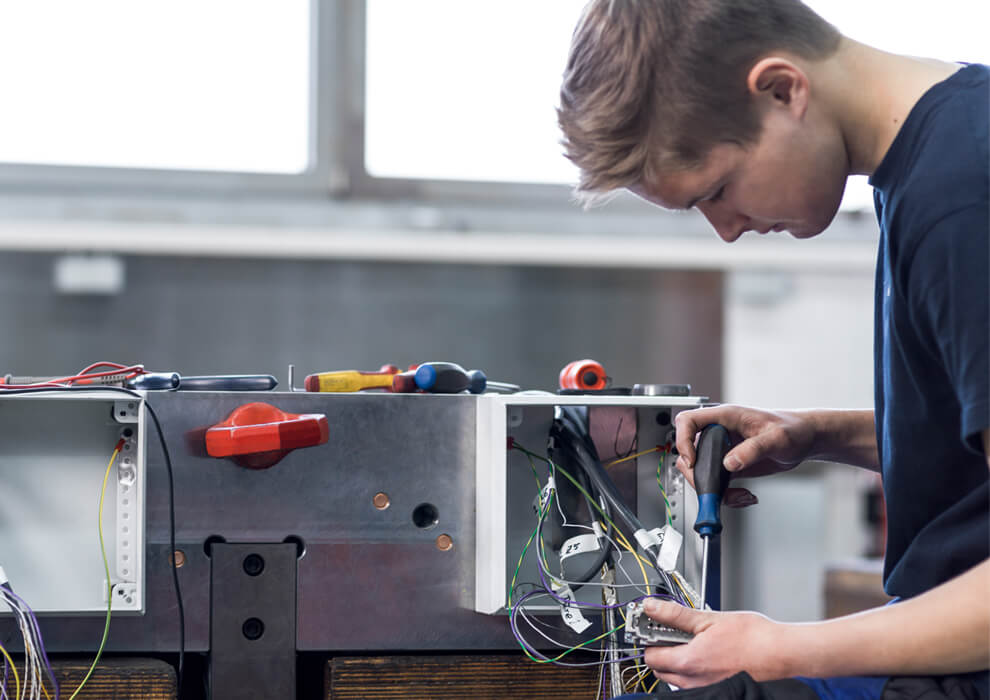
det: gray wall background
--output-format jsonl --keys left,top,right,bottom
{"left": 0, "top": 252, "right": 723, "bottom": 397}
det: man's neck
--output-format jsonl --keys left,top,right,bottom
{"left": 820, "top": 38, "right": 960, "bottom": 177}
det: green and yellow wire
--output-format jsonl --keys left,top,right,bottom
{"left": 519, "top": 621, "right": 626, "bottom": 665}
{"left": 68, "top": 438, "right": 122, "bottom": 700}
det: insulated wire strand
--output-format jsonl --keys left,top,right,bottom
{"left": 68, "top": 440, "right": 121, "bottom": 700}
{"left": 0, "top": 643, "right": 18, "bottom": 700}
{"left": 657, "top": 452, "right": 673, "bottom": 526}
{"left": 3, "top": 588, "right": 37, "bottom": 700}
{"left": 509, "top": 592, "right": 646, "bottom": 667}
{"left": 672, "top": 571, "right": 695, "bottom": 609}
{"left": 2, "top": 577, "right": 62, "bottom": 700}
{"left": 606, "top": 446, "right": 661, "bottom": 469}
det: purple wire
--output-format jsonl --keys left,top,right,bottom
{"left": 509, "top": 589, "right": 648, "bottom": 666}
{"left": 1, "top": 588, "right": 60, "bottom": 700}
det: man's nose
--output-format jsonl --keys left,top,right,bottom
{"left": 697, "top": 203, "right": 747, "bottom": 242}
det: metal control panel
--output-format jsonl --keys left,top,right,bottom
{"left": 0, "top": 391, "right": 715, "bottom": 658}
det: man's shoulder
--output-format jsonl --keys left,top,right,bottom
{"left": 878, "top": 64, "right": 988, "bottom": 258}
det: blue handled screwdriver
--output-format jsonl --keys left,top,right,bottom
{"left": 692, "top": 424, "right": 732, "bottom": 608}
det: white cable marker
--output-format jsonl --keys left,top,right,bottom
{"left": 556, "top": 585, "right": 593, "bottom": 634}
{"left": 533, "top": 477, "right": 556, "bottom": 514}
{"left": 559, "top": 533, "right": 601, "bottom": 561}
{"left": 649, "top": 525, "right": 683, "bottom": 572}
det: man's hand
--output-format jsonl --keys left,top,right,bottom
{"left": 673, "top": 405, "right": 820, "bottom": 506}
{"left": 641, "top": 599, "right": 795, "bottom": 687}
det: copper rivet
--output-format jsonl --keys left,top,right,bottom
{"left": 436, "top": 534, "right": 453, "bottom": 551}
{"left": 373, "top": 492, "right": 390, "bottom": 510}
{"left": 171, "top": 550, "right": 186, "bottom": 568}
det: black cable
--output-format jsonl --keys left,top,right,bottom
{"left": 553, "top": 406, "right": 646, "bottom": 537}
{"left": 143, "top": 399, "right": 185, "bottom": 694}
{"left": 0, "top": 386, "right": 185, "bottom": 694}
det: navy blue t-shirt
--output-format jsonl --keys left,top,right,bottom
{"left": 871, "top": 63, "right": 989, "bottom": 692}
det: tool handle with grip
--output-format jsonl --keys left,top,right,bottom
{"left": 414, "top": 362, "right": 487, "bottom": 394}
{"left": 304, "top": 370, "right": 393, "bottom": 393}
{"left": 693, "top": 424, "right": 732, "bottom": 538}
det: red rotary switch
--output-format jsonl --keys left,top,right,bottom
{"left": 205, "top": 402, "right": 329, "bottom": 469}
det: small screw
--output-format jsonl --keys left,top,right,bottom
{"left": 170, "top": 550, "right": 186, "bottom": 568}
{"left": 435, "top": 534, "right": 453, "bottom": 551}
{"left": 373, "top": 492, "right": 390, "bottom": 510}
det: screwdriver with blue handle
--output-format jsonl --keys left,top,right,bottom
{"left": 693, "top": 423, "right": 732, "bottom": 609}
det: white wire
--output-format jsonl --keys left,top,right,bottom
{"left": 0, "top": 589, "right": 44, "bottom": 700}
{"left": 544, "top": 498, "right": 651, "bottom": 596}
{"left": 513, "top": 597, "right": 642, "bottom": 655}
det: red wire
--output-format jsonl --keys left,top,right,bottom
{"left": 76, "top": 361, "right": 131, "bottom": 375}
{"left": 0, "top": 362, "right": 146, "bottom": 389}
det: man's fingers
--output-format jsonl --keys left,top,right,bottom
{"left": 643, "top": 598, "right": 708, "bottom": 634}
{"left": 723, "top": 487, "right": 758, "bottom": 508}
{"left": 674, "top": 406, "right": 735, "bottom": 480}
{"left": 722, "top": 432, "right": 773, "bottom": 473}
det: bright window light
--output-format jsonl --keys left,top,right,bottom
{"left": 0, "top": 1, "right": 311, "bottom": 174}
{"left": 366, "top": 0, "right": 989, "bottom": 211}
{"left": 365, "top": 0, "right": 585, "bottom": 184}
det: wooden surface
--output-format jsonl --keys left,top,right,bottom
{"left": 824, "top": 559, "right": 892, "bottom": 618}
{"left": 327, "top": 655, "right": 604, "bottom": 700}
{"left": 3, "top": 657, "right": 176, "bottom": 700}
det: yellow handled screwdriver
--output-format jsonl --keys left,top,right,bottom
{"left": 304, "top": 366, "right": 398, "bottom": 393}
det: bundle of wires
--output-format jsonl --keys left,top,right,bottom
{"left": 0, "top": 362, "right": 147, "bottom": 390}
{"left": 507, "top": 406, "right": 696, "bottom": 696}
{"left": 0, "top": 573, "right": 58, "bottom": 700}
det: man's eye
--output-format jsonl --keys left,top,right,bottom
{"left": 710, "top": 185, "right": 726, "bottom": 203}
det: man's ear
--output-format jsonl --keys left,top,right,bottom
{"left": 746, "top": 57, "right": 809, "bottom": 118}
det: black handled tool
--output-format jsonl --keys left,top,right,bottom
{"left": 692, "top": 424, "right": 732, "bottom": 607}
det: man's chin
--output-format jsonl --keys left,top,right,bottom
{"left": 789, "top": 222, "right": 828, "bottom": 239}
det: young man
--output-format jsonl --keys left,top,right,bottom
{"left": 558, "top": 1, "right": 989, "bottom": 699}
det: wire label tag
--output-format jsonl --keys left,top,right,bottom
{"left": 556, "top": 586, "right": 593, "bottom": 633}
{"left": 533, "top": 477, "right": 556, "bottom": 514}
{"left": 649, "top": 525, "right": 682, "bottom": 572}
{"left": 559, "top": 533, "right": 600, "bottom": 561}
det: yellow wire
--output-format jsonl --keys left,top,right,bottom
{"left": 606, "top": 446, "right": 661, "bottom": 469}
{"left": 0, "top": 640, "right": 20, "bottom": 700}
{"left": 648, "top": 676, "right": 661, "bottom": 693}
{"left": 69, "top": 444, "right": 119, "bottom": 700}
{"left": 672, "top": 572, "right": 694, "bottom": 609}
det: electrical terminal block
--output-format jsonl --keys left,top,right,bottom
{"left": 624, "top": 601, "right": 693, "bottom": 646}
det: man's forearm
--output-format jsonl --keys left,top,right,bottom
{"left": 785, "top": 559, "right": 990, "bottom": 678}
{"left": 805, "top": 409, "right": 880, "bottom": 470}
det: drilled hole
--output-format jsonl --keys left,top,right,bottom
{"left": 412, "top": 503, "right": 439, "bottom": 529}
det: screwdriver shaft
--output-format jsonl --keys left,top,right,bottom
{"left": 700, "top": 537, "right": 710, "bottom": 609}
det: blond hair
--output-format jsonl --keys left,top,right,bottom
{"left": 558, "top": 0, "right": 841, "bottom": 204}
